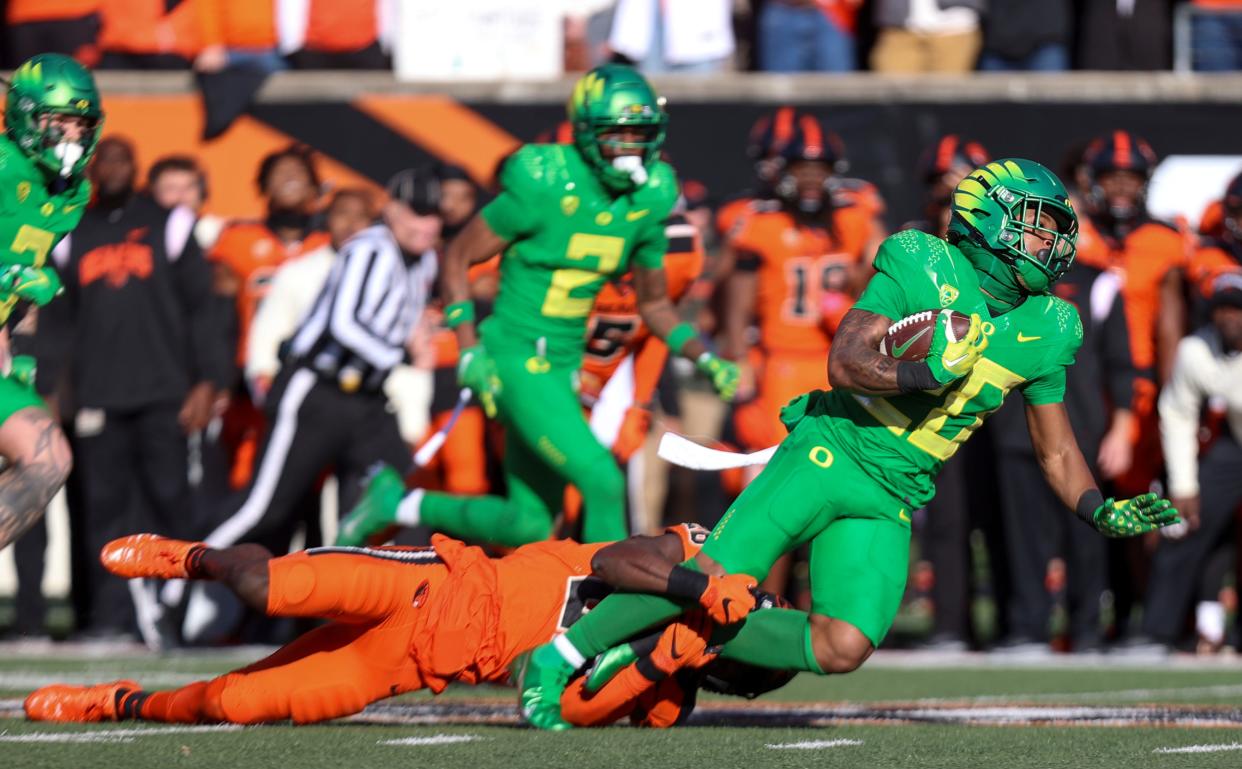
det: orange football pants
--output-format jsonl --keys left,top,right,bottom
{"left": 734, "top": 350, "right": 829, "bottom": 451}
{"left": 133, "top": 549, "right": 445, "bottom": 725}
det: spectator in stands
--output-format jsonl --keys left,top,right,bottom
{"left": 95, "top": 0, "right": 200, "bottom": 69}
{"left": 6, "top": 0, "right": 99, "bottom": 66}
{"left": 146, "top": 155, "right": 225, "bottom": 251}
{"left": 1077, "top": 0, "right": 1172, "bottom": 70}
{"left": 1188, "top": 172, "right": 1242, "bottom": 326}
{"left": 286, "top": 0, "right": 392, "bottom": 69}
{"left": 434, "top": 163, "right": 483, "bottom": 243}
{"left": 870, "top": 0, "right": 983, "bottom": 73}
{"left": 1138, "top": 272, "right": 1242, "bottom": 653}
{"left": 609, "top": 0, "right": 735, "bottom": 73}
{"left": 756, "top": 0, "right": 859, "bottom": 72}
{"left": 37, "top": 137, "right": 228, "bottom": 639}
{"left": 1190, "top": 0, "right": 1242, "bottom": 71}
{"left": 978, "top": 0, "right": 1072, "bottom": 71}
{"left": 988, "top": 240, "right": 1139, "bottom": 655}
{"left": 194, "top": 0, "right": 283, "bottom": 74}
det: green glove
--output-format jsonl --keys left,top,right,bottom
{"left": 1092, "top": 493, "right": 1181, "bottom": 537}
{"left": 457, "top": 344, "right": 500, "bottom": 418}
{"left": 583, "top": 642, "right": 639, "bottom": 695}
{"left": 8, "top": 355, "right": 36, "bottom": 389}
{"left": 925, "top": 310, "right": 988, "bottom": 385}
{"left": 697, "top": 352, "right": 739, "bottom": 401}
{"left": 0, "top": 265, "right": 62, "bottom": 307}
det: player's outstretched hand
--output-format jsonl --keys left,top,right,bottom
{"left": 699, "top": 572, "right": 758, "bottom": 625}
{"left": 1091, "top": 492, "right": 1181, "bottom": 537}
{"left": 647, "top": 610, "right": 718, "bottom": 676}
{"left": 926, "top": 310, "right": 988, "bottom": 385}
{"left": 457, "top": 344, "right": 500, "bottom": 417}
{"left": 0, "top": 264, "right": 61, "bottom": 307}
{"left": 696, "top": 352, "right": 740, "bottom": 401}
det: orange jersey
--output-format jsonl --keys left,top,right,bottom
{"left": 414, "top": 524, "right": 707, "bottom": 692}
{"left": 1188, "top": 239, "right": 1242, "bottom": 298}
{"left": 1075, "top": 216, "right": 1189, "bottom": 371}
{"left": 579, "top": 215, "right": 705, "bottom": 404}
{"left": 210, "top": 223, "right": 330, "bottom": 366}
{"left": 730, "top": 206, "right": 874, "bottom": 355}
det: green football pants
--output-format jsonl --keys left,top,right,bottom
{"left": 419, "top": 348, "right": 626, "bottom": 546}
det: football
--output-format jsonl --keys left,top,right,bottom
{"left": 878, "top": 309, "right": 972, "bottom": 361}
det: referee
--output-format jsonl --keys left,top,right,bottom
{"left": 201, "top": 182, "right": 440, "bottom": 553}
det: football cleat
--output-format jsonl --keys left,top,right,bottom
{"left": 335, "top": 465, "right": 406, "bottom": 547}
{"left": 100, "top": 534, "right": 205, "bottom": 580}
{"left": 519, "top": 643, "right": 574, "bottom": 731}
{"left": 24, "top": 679, "right": 138, "bottom": 722}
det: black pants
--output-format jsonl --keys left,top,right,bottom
{"left": 286, "top": 43, "right": 389, "bottom": 70}
{"left": 7, "top": 15, "right": 98, "bottom": 66}
{"left": 996, "top": 449, "right": 1108, "bottom": 645}
{"left": 72, "top": 403, "right": 195, "bottom": 633}
{"left": 203, "top": 366, "right": 410, "bottom": 552}
{"left": 12, "top": 515, "right": 47, "bottom": 634}
{"left": 1142, "top": 434, "right": 1242, "bottom": 644}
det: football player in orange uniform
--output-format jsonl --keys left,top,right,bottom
{"left": 1074, "top": 131, "right": 1189, "bottom": 494}
{"left": 724, "top": 113, "right": 881, "bottom": 453}
{"left": 211, "top": 145, "right": 330, "bottom": 489}
{"left": 1188, "top": 172, "right": 1242, "bottom": 324}
{"left": 25, "top": 523, "right": 763, "bottom": 725}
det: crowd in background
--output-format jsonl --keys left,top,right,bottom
{"left": 0, "top": 102, "right": 1238, "bottom": 662}
{"left": 7, "top": 0, "right": 1242, "bottom": 75}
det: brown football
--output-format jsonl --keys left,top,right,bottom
{"left": 878, "top": 310, "right": 973, "bottom": 361}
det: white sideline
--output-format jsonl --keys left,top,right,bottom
{"left": 1154, "top": 743, "right": 1242, "bottom": 754}
{"left": 380, "top": 734, "right": 482, "bottom": 746}
{"left": 0, "top": 725, "right": 240, "bottom": 743}
{"left": 767, "top": 739, "right": 864, "bottom": 750}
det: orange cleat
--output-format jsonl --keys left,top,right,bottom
{"left": 24, "top": 679, "right": 139, "bottom": 722}
{"left": 100, "top": 534, "right": 205, "bottom": 580}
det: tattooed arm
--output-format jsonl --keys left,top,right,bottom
{"left": 0, "top": 407, "right": 72, "bottom": 549}
{"left": 827, "top": 308, "right": 902, "bottom": 395}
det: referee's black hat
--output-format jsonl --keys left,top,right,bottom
{"left": 385, "top": 167, "right": 442, "bottom": 217}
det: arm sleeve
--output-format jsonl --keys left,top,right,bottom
{"left": 1020, "top": 301, "right": 1083, "bottom": 407}
{"left": 849, "top": 233, "right": 918, "bottom": 320}
{"left": 850, "top": 269, "right": 905, "bottom": 321}
{"left": 1159, "top": 337, "right": 1205, "bottom": 497}
{"left": 1019, "top": 366, "right": 1068, "bottom": 407}
{"left": 479, "top": 150, "right": 542, "bottom": 242}
{"left": 169, "top": 207, "right": 232, "bottom": 390}
{"left": 631, "top": 217, "right": 670, "bottom": 270}
{"left": 328, "top": 239, "right": 405, "bottom": 371}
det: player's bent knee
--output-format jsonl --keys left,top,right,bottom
{"left": 809, "top": 615, "right": 874, "bottom": 674}
{"left": 201, "top": 674, "right": 289, "bottom": 724}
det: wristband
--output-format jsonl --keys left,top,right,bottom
{"left": 897, "top": 361, "right": 940, "bottom": 393}
{"left": 444, "top": 301, "right": 475, "bottom": 329}
{"left": 1075, "top": 488, "right": 1105, "bottom": 525}
{"left": 666, "top": 565, "right": 710, "bottom": 601}
{"left": 666, "top": 322, "right": 697, "bottom": 357}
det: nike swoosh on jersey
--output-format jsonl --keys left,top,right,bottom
{"left": 626, "top": 209, "right": 650, "bottom": 221}
{"left": 892, "top": 327, "right": 931, "bottom": 358}
{"left": 1017, "top": 333, "right": 1042, "bottom": 342}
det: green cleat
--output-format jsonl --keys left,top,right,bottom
{"left": 335, "top": 465, "right": 407, "bottom": 547}
{"left": 519, "top": 642, "right": 575, "bottom": 731}
{"left": 583, "top": 642, "right": 638, "bottom": 694}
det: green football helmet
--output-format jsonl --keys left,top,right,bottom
{"left": 947, "top": 158, "right": 1078, "bottom": 299}
{"left": 566, "top": 64, "right": 667, "bottom": 192}
{"left": 5, "top": 53, "right": 104, "bottom": 179}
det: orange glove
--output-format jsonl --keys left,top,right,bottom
{"left": 647, "top": 611, "right": 717, "bottom": 675}
{"left": 612, "top": 406, "right": 651, "bottom": 463}
{"left": 698, "top": 573, "right": 757, "bottom": 625}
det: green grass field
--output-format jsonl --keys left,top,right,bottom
{"left": 2, "top": 648, "right": 1242, "bottom": 769}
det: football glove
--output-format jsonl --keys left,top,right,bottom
{"left": 646, "top": 610, "right": 717, "bottom": 676}
{"left": 699, "top": 572, "right": 758, "bottom": 625}
{"left": 697, "top": 352, "right": 740, "bottom": 402}
{"left": 925, "top": 310, "right": 988, "bottom": 385}
{"left": 457, "top": 344, "right": 500, "bottom": 418}
{"left": 1091, "top": 492, "right": 1181, "bottom": 538}
{"left": 0, "top": 264, "right": 62, "bottom": 307}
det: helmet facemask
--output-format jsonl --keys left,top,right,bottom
{"left": 992, "top": 187, "right": 1078, "bottom": 293}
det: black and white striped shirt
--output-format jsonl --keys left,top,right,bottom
{"left": 289, "top": 224, "right": 436, "bottom": 389}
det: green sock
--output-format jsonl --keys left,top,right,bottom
{"left": 419, "top": 491, "right": 553, "bottom": 547}
{"left": 562, "top": 558, "right": 704, "bottom": 658}
{"left": 716, "top": 608, "right": 826, "bottom": 674}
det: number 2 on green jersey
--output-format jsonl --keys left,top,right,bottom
{"left": 542, "top": 233, "right": 626, "bottom": 318}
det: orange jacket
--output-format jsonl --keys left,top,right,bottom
{"left": 97, "top": 0, "right": 201, "bottom": 58}
{"left": 8, "top": 0, "right": 98, "bottom": 23}
{"left": 304, "top": 0, "right": 379, "bottom": 52}
{"left": 198, "top": 0, "right": 276, "bottom": 49}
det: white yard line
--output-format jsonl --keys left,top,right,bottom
{"left": 0, "top": 725, "right": 240, "bottom": 743}
{"left": 380, "top": 734, "right": 482, "bottom": 746}
{"left": 1155, "top": 743, "right": 1242, "bottom": 754}
{"left": 910, "top": 683, "right": 1242, "bottom": 705}
{"left": 767, "top": 739, "right": 864, "bottom": 750}
{"left": 0, "top": 671, "right": 204, "bottom": 689}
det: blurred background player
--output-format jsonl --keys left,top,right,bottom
{"left": 1189, "top": 172, "right": 1242, "bottom": 326}
{"left": 337, "top": 64, "right": 738, "bottom": 549}
{"left": 0, "top": 54, "right": 101, "bottom": 551}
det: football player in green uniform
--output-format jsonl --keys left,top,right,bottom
{"left": 335, "top": 64, "right": 737, "bottom": 548}
{"left": 520, "top": 159, "right": 1181, "bottom": 730}
{"left": 0, "top": 53, "right": 102, "bottom": 549}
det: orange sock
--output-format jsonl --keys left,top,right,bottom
{"left": 126, "top": 682, "right": 211, "bottom": 723}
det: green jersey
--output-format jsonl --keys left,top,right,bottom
{"left": 0, "top": 133, "right": 90, "bottom": 269}
{"left": 816, "top": 228, "right": 1083, "bottom": 507}
{"left": 479, "top": 143, "right": 678, "bottom": 365}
